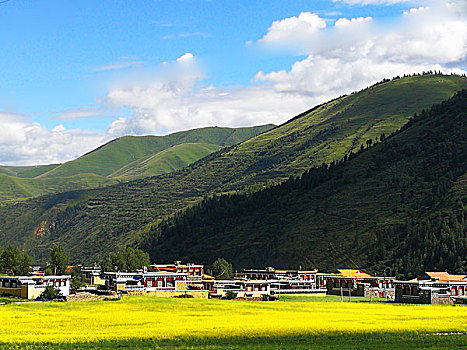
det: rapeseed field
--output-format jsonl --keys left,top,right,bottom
{"left": 0, "top": 296, "right": 466, "bottom": 348}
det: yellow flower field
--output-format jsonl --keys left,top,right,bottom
{"left": 0, "top": 296, "right": 466, "bottom": 344}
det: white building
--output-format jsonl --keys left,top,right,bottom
{"left": 0, "top": 275, "right": 71, "bottom": 300}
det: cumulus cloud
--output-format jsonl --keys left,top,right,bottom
{"left": 253, "top": 1, "right": 466, "bottom": 93}
{"left": 104, "top": 1, "right": 466, "bottom": 138}
{"left": 176, "top": 52, "right": 195, "bottom": 62}
{"left": 3, "top": 1, "right": 465, "bottom": 165}
{"left": 334, "top": 16, "right": 372, "bottom": 26}
{"left": 104, "top": 73, "right": 323, "bottom": 137}
{"left": 403, "top": 6, "right": 429, "bottom": 14}
{"left": 259, "top": 12, "right": 326, "bottom": 46}
{"left": 0, "top": 113, "right": 104, "bottom": 165}
{"left": 254, "top": 57, "right": 462, "bottom": 97}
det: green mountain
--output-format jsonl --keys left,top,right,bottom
{"left": 0, "top": 74, "right": 465, "bottom": 263}
{"left": 110, "top": 143, "right": 223, "bottom": 179}
{"left": 0, "top": 125, "right": 274, "bottom": 202}
{"left": 0, "top": 164, "right": 58, "bottom": 178}
{"left": 146, "top": 90, "right": 467, "bottom": 277}
{"left": 39, "top": 125, "right": 274, "bottom": 179}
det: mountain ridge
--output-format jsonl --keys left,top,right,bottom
{"left": 0, "top": 125, "right": 274, "bottom": 202}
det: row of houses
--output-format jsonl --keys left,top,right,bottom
{"left": 1, "top": 261, "right": 466, "bottom": 305}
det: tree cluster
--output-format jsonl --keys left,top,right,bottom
{"left": 0, "top": 245, "right": 33, "bottom": 276}
{"left": 100, "top": 247, "right": 149, "bottom": 272}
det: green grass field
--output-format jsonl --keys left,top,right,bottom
{"left": 0, "top": 295, "right": 466, "bottom": 349}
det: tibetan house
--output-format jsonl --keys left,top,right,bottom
{"left": 324, "top": 269, "right": 394, "bottom": 297}
{"left": 0, "top": 275, "right": 71, "bottom": 300}
{"left": 104, "top": 271, "right": 188, "bottom": 292}
{"left": 237, "top": 267, "right": 323, "bottom": 294}
{"left": 212, "top": 279, "right": 271, "bottom": 299}
{"left": 394, "top": 272, "right": 467, "bottom": 304}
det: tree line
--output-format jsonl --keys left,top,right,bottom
{"left": 0, "top": 245, "right": 69, "bottom": 276}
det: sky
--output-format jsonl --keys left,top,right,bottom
{"left": 0, "top": 0, "right": 465, "bottom": 165}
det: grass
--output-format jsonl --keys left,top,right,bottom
{"left": 0, "top": 296, "right": 25, "bottom": 304}
{"left": 3, "top": 333, "right": 467, "bottom": 349}
{"left": 110, "top": 143, "right": 222, "bottom": 179}
{"left": 0, "top": 296, "right": 466, "bottom": 348}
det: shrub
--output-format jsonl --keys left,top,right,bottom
{"left": 225, "top": 291, "right": 237, "bottom": 300}
{"left": 40, "top": 286, "right": 62, "bottom": 300}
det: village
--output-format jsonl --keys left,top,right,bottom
{"left": 1, "top": 261, "right": 466, "bottom": 305}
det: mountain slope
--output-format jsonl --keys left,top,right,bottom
{"left": 0, "top": 74, "right": 465, "bottom": 262}
{"left": 145, "top": 90, "right": 467, "bottom": 277}
{"left": 0, "top": 164, "right": 58, "bottom": 178}
{"left": 110, "top": 143, "right": 223, "bottom": 179}
{"left": 0, "top": 125, "right": 273, "bottom": 202}
{"left": 39, "top": 125, "right": 275, "bottom": 179}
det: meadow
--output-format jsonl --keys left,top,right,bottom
{"left": 0, "top": 295, "right": 466, "bottom": 349}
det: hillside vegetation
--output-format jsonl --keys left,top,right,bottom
{"left": 109, "top": 143, "right": 222, "bottom": 179}
{"left": 0, "top": 74, "right": 465, "bottom": 263}
{"left": 0, "top": 125, "right": 273, "bottom": 202}
{"left": 146, "top": 90, "right": 467, "bottom": 277}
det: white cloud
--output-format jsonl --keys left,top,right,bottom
{"left": 335, "top": 16, "right": 372, "bottom": 26}
{"left": 0, "top": 113, "right": 104, "bottom": 165}
{"left": 2, "top": 1, "right": 465, "bottom": 166}
{"left": 104, "top": 73, "right": 323, "bottom": 137}
{"left": 403, "top": 6, "right": 429, "bottom": 14}
{"left": 105, "top": 2, "right": 466, "bottom": 137}
{"left": 176, "top": 52, "right": 195, "bottom": 62}
{"left": 254, "top": 56, "right": 463, "bottom": 97}
{"left": 259, "top": 12, "right": 326, "bottom": 48}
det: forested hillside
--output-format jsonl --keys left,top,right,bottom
{"left": 0, "top": 74, "right": 465, "bottom": 263}
{"left": 145, "top": 90, "right": 467, "bottom": 278}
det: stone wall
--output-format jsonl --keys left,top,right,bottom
{"left": 66, "top": 292, "right": 120, "bottom": 302}
{"left": 126, "top": 290, "right": 209, "bottom": 299}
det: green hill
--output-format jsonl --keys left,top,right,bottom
{"left": 0, "top": 74, "right": 465, "bottom": 263}
{"left": 0, "top": 164, "right": 59, "bottom": 178}
{"left": 110, "top": 143, "right": 223, "bottom": 179}
{"left": 38, "top": 125, "right": 275, "bottom": 179}
{"left": 0, "top": 125, "right": 273, "bottom": 202}
{"left": 145, "top": 90, "right": 467, "bottom": 277}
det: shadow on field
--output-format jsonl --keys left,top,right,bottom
{"left": 2, "top": 332, "right": 467, "bottom": 349}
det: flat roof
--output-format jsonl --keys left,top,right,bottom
{"left": 0, "top": 275, "right": 71, "bottom": 279}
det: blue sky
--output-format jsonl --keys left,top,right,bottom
{"left": 0, "top": 0, "right": 465, "bottom": 165}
